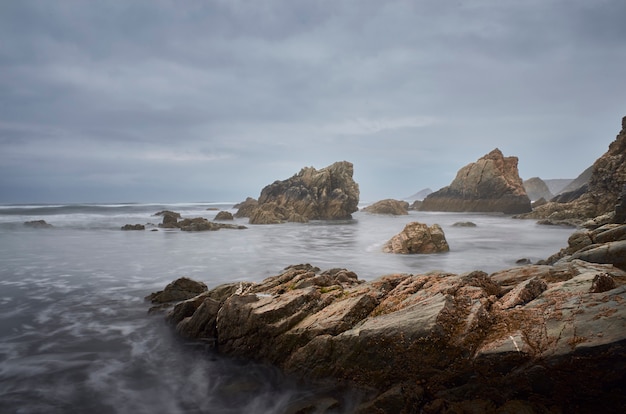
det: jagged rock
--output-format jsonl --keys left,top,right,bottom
{"left": 361, "top": 199, "right": 409, "bottom": 215}
{"left": 233, "top": 197, "right": 258, "bottom": 218}
{"left": 518, "top": 116, "right": 626, "bottom": 221}
{"left": 383, "top": 222, "right": 450, "bottom": 254}
{"left": 420, "top": 148, "right": 532, "bottom": 214}
{"left": 23, "top": 220, "right": 53, "bottom": 228}
{"left": 213, "top": 211, "right": 234, "bottom": 220}
{"left": 248, "top": 161, "right": 359, "bottom": 224}
{"left": 524, "top": 177, "right": 554, "bottom": 201}
{"left": 121, "top": 224, "right": 145, "bottom": 230}
{"left": 146, "top": 277, "right": 208, "bottom": 304}
{"left": 408, "top": 200, "right": 422, "bottom": 210}
{"left": 151, "top": 260, "right": 626, "bottom": 412}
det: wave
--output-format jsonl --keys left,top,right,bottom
{"left": 0, "top": 202, "right": 239, "bottom": 217}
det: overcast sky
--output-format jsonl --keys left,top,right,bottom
{"left": 1, "top": 0, "right": 625, "bottom": 204}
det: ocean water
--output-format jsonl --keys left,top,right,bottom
{"left": 0, "top": 202, "right": 575, "bottom": 413}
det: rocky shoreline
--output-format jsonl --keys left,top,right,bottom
{"left": 148, "top": 117, "right": 626, "bottom": 413}
{"left": 148, "top": 212, "right": 626, "bottom": 413}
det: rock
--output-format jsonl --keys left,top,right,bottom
{"left": 214, "top": 211, "right": 234, "bottom": 220}
{"left": 361, "top": 199, "right": 409, "bottom": 215}
{"left": 159, "top": 211, "right": 181, "bottom": 228}
{"left": 233, "top": 197, "right": 258, "bottom": 218}
{"left": 523, "top": 177, "right": 554, "bottom": 201}
{"left": 452, "top": 221, "right": 477, "bottom": 227}
{"left": 517, "top": 116, "right": 626, "bottom": 221}
{"left": 248, "top": 161, "right": 359, "bottom": 224}
{"left": 420, "top": 149, "right": 532, "bottom": 214}
{"left": 121, "top": 224, "right": 145, "bottom": 230}
{"left": 146, "top": 277, "right": 208, "bottom": 304}
{"left": 383, "top": 222, "right": 450, "bottom": 254}
{"left": 409, "top": 200, "right": 422, "bottom": 210}
{"left": 152, "top": 260, "right": 626, "bottom": 413}
{"left": 154, "top": 210, "right": 181, "bottom": 219}
{"left": 531, "top": 197, "right": 548, "bottom": 208}
{"left": 571, "top": 240, "right": 626, "bottom": 269}
{"left": 614, "top": 184, "right": 626, "bottom": 223}
{"left": 23, "top": 220, "right": 53, "bottom": 228}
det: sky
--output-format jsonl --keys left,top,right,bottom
{"left": 1, "top": 0, "right": 625, "bottom": 204}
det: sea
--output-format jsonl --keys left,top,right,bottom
{"left": 0, "top": 202, "right": 575, "bottom": 413}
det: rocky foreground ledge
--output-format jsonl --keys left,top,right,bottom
{"left": 149, "top": 241, "right": 626, "bottom": 413}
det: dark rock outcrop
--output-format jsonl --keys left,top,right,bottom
{"left": 383, "top": 222, "right": 450, "bottom": 254}
{"left": 23, "top": 220, "right": 53, "bottom": 228}
{"left": 121, "top": 224, "right": 145, "bottom": 230}
{"left": 420, "top": 149, "right": 532, "bottom": 214}
{"left": 146, "top": 277, "right": 208, "bottom": 304}
{"left": 246, "top": 161, "right": 359, "bottom": 224}
{"left": 523, "top": 177, "right": 554, "bottom": 201}
{"left": 362, "top": 199, "right": 409, "bottom": 215}
{"left": 214, "top": 211, "right": 234, "bottom": 221}
{"left": 158, "top": 214, "right": 246, "bottom": 231}
{"left": 518, "top": 117, "right": 626, "bottom": 222}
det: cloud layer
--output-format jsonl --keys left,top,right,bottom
{"left": 1, "top": 0, "right": 625, "bottom": 203}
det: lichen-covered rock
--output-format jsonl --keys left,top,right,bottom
{"left": 383, "top": 222, "right": 450, "bottom": 254}
{"left": 362, "top": 199, "right": 409, "bottom": 215}
{"left": 420, "top": 148, "right": 531, "bottom": 214}
{"left": 152, "top": 259, "right": 626, "bottom": 413}
{"left": 248, "top": 161, "right": 359, "bottom": 224}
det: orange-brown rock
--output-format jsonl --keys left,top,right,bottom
{"left": 248, "top": 161, "right": 360, "bottom": 224}
{"left": 383, "top": 221, "right": 450, "bottom": 254}
{"left": 420, "top": 148, "right": 531, "bottom": 214}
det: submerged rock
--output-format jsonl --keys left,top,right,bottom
{"left": 23, "top": 220, "right": 53, "bottom": 228}
{"left": 121, "top": 224, "right": 145, "bottom": 230}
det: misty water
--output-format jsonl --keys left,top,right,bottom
{"left": 0, "top": 203, "right": 575, "bottom": 413}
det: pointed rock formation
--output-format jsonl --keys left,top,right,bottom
{"left": 420, "top": 149, "right": 531, "bottom": 214}
{"left": 518, "top": 116, "right": 626, "bottom": 222}
{"left": 246, "top": 161, "right": 360, "bottom": 224}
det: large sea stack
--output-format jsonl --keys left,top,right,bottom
{"left": 518, "top": 116, "right": 626, "bottom": 223}
{"left": 245, "top": 161, "right": 360, "bottom": 224}
{"left": 420, "top": 148, "right": 532, "bottom": 214}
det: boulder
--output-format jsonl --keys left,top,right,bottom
{"left": 361, "top": 199, "right": 409, "bottom": 215}
{"left": 523, "top": 177, "right": 554, "bottom": 201}
{"left": 159, "top": 211, "right": 181, "bottom": 228}
{"left": 213, "top": 211, "right": 234, "bottom": 220}
{"left": 420, "top": 148, "right": 532, "bottom": 214}
{"left": 151, "top": 261, "right": 626, "bottom": 412}
{"left": 382, "top": 222, "right": 450, "bottom": 254}
{"left": 247, "top": 161, "right": 359, "bottom": 224}
{"left": 146, "top": 277, "right": 208, "bottom": 304}
{"left": 517, "top": 116, "right": 626, "bottom": 221}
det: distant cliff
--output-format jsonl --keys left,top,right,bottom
{"left": 420, "top": 148, "right": 531, "bottom": 214}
